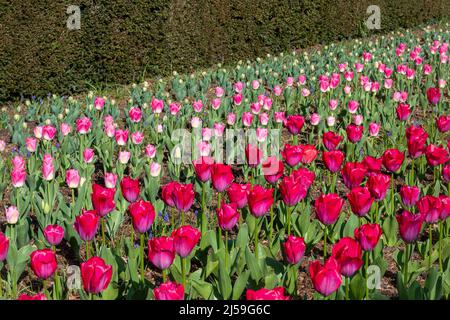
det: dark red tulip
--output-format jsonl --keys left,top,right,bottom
{"left": 262, "top": 156, "right": 284, "bottom": 184}
{"left": 399, "top": 185, "right": 420, "bottom": 207}
{"left": 245, "top": 144, "right": 264, "bottom": 167}
{"left": 211, "top": 164, "right": 234, "bottom": 192}
{"left": 246, "top": 287, "right": 290, "bottom": 300}
{"left": 43, "top": 225, "right": 64, "bottom": 246}
{"left": 30, "top": 249, "right": 57, "bottom": 280}
{"left": 323, "top": 150, "right": 345, "bottom": 173}
{"left": 216, "top": 202, "right": 240, "bottom": 231}
{"left": 396, "top": 210, "right": 425, "bottom": 243}
{"left": 362, "top": 156, "right": 382, "bottom": 174}
{"left": 120, "top": 176, "right": 140, "bottom": 203}
{"left": 354, "top": 223, "right": 382, "bottom": 251}
{"left": 81, "top": 256, "right": 113, "bottom": 294}
{"left": 405, "top": 125, "right": 428, "bottom": 159}
{"left": 314, "top": 193, "right": 344, "bottom": 225}
{"left": 367, "top": 173, "right": 391, "bottom": 201}
{"left": 226, "top": 183, "right": 250, "bottom": 209}
{"left": 323, "top": 131, "right": 343, "bottom": 151}
{"left": 279, "top": 174, "right": 308, "bottom": 207}
{"left": 417, "top": 196, "right": 443, "bottom": 224}
{"left": 331, "top": 237, "right": 363, "bottom": 277}
{"left": 91, "top": 184, "right": 116, "bottom": 217}
{"left": 161, "top": 181, "right": 179, "bottom": 207}
{"left": 248, "top": 185, "right": 274, "bottom": 217}
{"left": 341, "top": 162, "right": 367, "bottom": 189}
{"left": 436, "top": 115, "right": 450, "bottom": 133}
{"left": 301, "top": 144, "right": 318, "bottom": 164}
{"left": 347, "top": 187, "right": 374, "bottom": 217}
{"left": 171, "top": 225, "right": 201, "bottom": 258}
{"left": 154, "top": 281, "right": 184, "bottom": 300}
{"left": 148, "top": 236, "right": 175, "bottom": 270}
{"left": 396, "top": 103, "right": 411, "bottom": 121}
{"left": 0, "top": 231, "right": 9, "bottom": 261}
{"left": 382, "top": 149, "right": 404, "bottom": 172}
{"left": 192, "top": 156, "right": 214, "bottom": 182}
{"left": 17, "top": 293, "right": 47, "bottom": 300}
{"left": 172, "top": 183, "right": 195, "bottom": 212}
{"left": 282, "top": 235, "right": 306, "bottom": 265}
{"left": 309, "top": 258, "right": 342, "bottom": 296}
{"left": 439, "top": 196, "right": 450, "bottom": 220}
{"left": 426, "top": 87, "right": 441, "bottom": 105}
{"left": 346, "top": 124, "right": 363, "bottom": 143}
{"left": 284, "top": 115, "right": 305, "bottom": 135}
{"left": 443, "top": 164, "right": 450, "bottom": 183}
{"left": 425, "top": 144, "right": 449, "bottom": 167}
{"left": 74, "top": 209, "right": 99, "bottom": 241}
{"left": 129, "top": 199, "right": 156, "bottom": 234}
{"left": 281, "top": 144, "right": 303, "bottom": 167}
{"left": 292, "top": 167, "right": 315, "bottom": 189}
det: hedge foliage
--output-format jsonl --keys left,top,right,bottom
{"left": 0, "top": 0, "right": 449, "bottom": 101}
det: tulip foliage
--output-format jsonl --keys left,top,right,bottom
{"left": 0, "top": 22, "right": 450, "bottom": 301}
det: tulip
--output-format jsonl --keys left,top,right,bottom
{"left": 362, "top": 156, "right": 382, "bottom": 174}
{"left": 281, "top": 144, "right": 303, "bottom": 167}
{"left": 425, "top": 144, "right": 449, "bottom": 167}
{"left": 171, "top": 226, "right": 201, "bottom": 258}
{"left": 193, "top": 156, "right": 214, "bottom": 182}
{"left": 30, "top": 249, "right": 57, "bottom": 280}
{"left": 323, "top": 150, "right": 345, "bottom": 173}
{"left": 246, "top": 287, "right": 290, "bottom": 300}
{"left": 261, "top": 156, "right": 284, "bottom": 184}
{"left": 399, "top": 185, "right": 420, "bottom": 207}
{"left": 81, "top": 256, "right": 113, "bottom": 294}
{"left": 347, "top": 187, "right": 374, "bottom": 217}
{"left": 83, "top": 148, "right": 94, "bottom": 163}
{"left": 129, "top": 199, "right": 155, "bottom": 234}
{"left": 42, "top": 125, "right": 56, "bottom": 141}
{"left": 115, "top": 129, "right": 129, "bottom": 146}
{"left": 341, "top": 162, "right": 367, "bottom": 189}
{"left": 161, "top": 181, "right": 179, "bottom": 207}
{"left": 120, "top": 176, "right": 140, "bottom": 203}
{"left": 66, "top": 169, "right": 80, "bottom": 189}
{"left": 282, "top": 235, "right": 306, "bottom": 265}
{"left": 154, "top": 281, "right": 184, "bottom": 300}
{"left": 104, "top": 173, "right": 117, "bottom": 188}
{"left": 417, "top": 196, "right": 442, "bottom": 224}
{"left": 148, "top": 236, "right": 175, "bottom": 280}
{"left": 211, "top": 164, "right": 234, "bottom": 192}
{"left": 6, "top": 206, "right": 19, "bottom": 224}
{"left": 217, "top": 202, "right": 240, "bottom": 231}
{"left": 332, "top": 237, "right": 363, "bottom": 277}
{"left": 76, "top": 117, "right": 92, "bottom": 134}
{"left": 74, "top": 209, "right": 100, "bottom": 252}
{"left": 171, "top": 183, "right": 195, "bottom": 215}
{"left": 405, "top": 125, "right": 428, "bottom": 159}
{"left": 301, "top": 144, "right": 318, "bottom": 164}
{"left": 129, "top": 107, "right": 142, "bottom": 122}
{"left": 151, "top": 97, "right": 164, "bottom": 113}
{"left": 369, "top": 123, "right": 380, "bottom": 137}
{"left": 0, "top": 232, "right": 9, "bottom": 261}
{"left": 396, "top": 210, "right": 425, "bottom": 243}
{"left": 42, "top": 154, "right": 54, "bottom": 181}
{"left": 284, "top": 115, "right": 305, "bottom": 135}
{"left": 382, "top": 149, "right": 404, "bottom": 172}
{"left": 44, "top": 225, "right": 64, "bottom": 246}
{"left": 309, "top": 258, "right": 342, "bottom": 297}
{"left": 314, "top": 193, "right": 344, "bottom": 226}
{"left": 436, "top": 115, "right": 450, "bottom": 133}
{"left": 396, "top": 103, "right": 411, "bottom": 121}
{"left": 248, "top": 185, "right": 274, "bottom": 218}
{"left": 245, "top": 144, "right": 263, "bottom": 168}
{"left": 17, "top": 293, "right": 47, "bottom": 300}
{"left": 11, "top": 169, "right": 26, "bottom": 188}
{"left": 91, "top": 184, "right": 116, "bottom": 217}
{"left": 426, "top": 87, "right": 441, "bottom": 105}
{"left": 323, "top": 131, "right": 343, "bottom": 151}
{"left": 226, "top": 183, "right": 250, "bottom": 209}
{"left": 367, "top": 173, "right": 391, "bottom": 201}
{"left": 443, "top": 164, "right": 450, "bottom": 183}
{"left": 25, "top": 137, "right": 37, "bottom": 152}
{"left": 60, "top": 123, "right": 72, "bottom": 136}
{"left": 292, "top": 167, "right": 315, "bottom": 189}
{"left": 354, "top": 223, "right": 382, "bottom": 251}
{"left": 279, "top": 174, "right": 308, "bottom": 207}
{"left": 145, "top": 144, "right": 156, "bottom": 158}
{"left": 346, "top": 124, "right": 363, "bottom": 143}
{"left": 150, "top": 162, "right": 161, "bottom": 177}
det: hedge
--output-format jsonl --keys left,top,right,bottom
{"left": 0, "top": 0, "right": 449, "bottom": 101}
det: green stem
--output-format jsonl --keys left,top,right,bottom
{"left": 439, "top": 221, "right": 443, "bottom": 272}
{"left": 201, "top": 182, "right": 207, "bottom": 235}
{"left": 390, "top": 173, "right": 395, "bottom": 215}
{"left": 86, "top": 241, "right": 90, "bottom": 260}
{"left": 254, "top": 218, "right": 260, "bottom": 259}
{"left": 225, "top": 231, "right": 229, "bottom": 270}
{"left": 365, "top": 251, "right": 369, "bottom": 300}
{"left": 428, "top": 224, "right": 432, "bottom": 269}
{"left": 323, "top": 225, "right": 327, "bottom": 260}
{"left": 140, "top": 233, "right": 145, "bottom": 284}
{"left": 287, "top": 206, "right": 292, "bottom": 236}
{"left": 101, "top": 218, "right": 106, "bottom": 247}
{"left": 71, "top": 188, "right": 75, "bottom": 206}
{"left": 404, "top": 244, "right": 409, "bottom": 286}
{"left": 181, "top": 257, "right": 186, "bottom": 288}
{"left": 345, "top": 277, "right": 350, "bottom": 301}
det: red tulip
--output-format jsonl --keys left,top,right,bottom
{"left": 81, "top": 256, "right": 113, "bottom": 294}
{"left": 246, "top": 287, "right": 290, "bottom": 300}
{"left": 154, "top": 281, "right": 184, "bottom": 300}
{"left": 331, "top": 237, "right": 363, "bottom": 277}
{"left": 309, "top": 258, "right": 342, "bottom": 296}
{"left": 406, "top": 125, "right": 428, "bottom": 159}
{"left": 91, "top": 184, "right": 116, "bottom": 217}
{"left": 301, "top": 144, "right": 318, "bottom": 164}
{"left": 396, "top": 210, "right": 425, "bottom": 243}
{"left": 281, "top": 144, "right": 303, "bottom": 167}
{"left": 396, "top": 103, "right": 411, "bottom": 121}
{"left": 262, "top": 156, "right": 284, "bottom": 184}
{"left": 417, "top": 196, "right": 443, "bottom": 224}
{"left": 314, "top": 193, "right": 344, "bottom": 225}
{"left": 292, "top": 167, "right": 315, "bottom": 189}
{"left": 282, "top": 235, "right": 306, "bottom": 265}
{"left": 120, "top": 176, "right": 140, "bottom": 203}
{"left": 382, "top": 149, "right": 404, "bottom": 172}
{"left": 245, "top": 144, "right": 264, "bottom": 167}
{"left": 248, "top": 185, "right": 274, "bottom": 217}
{"left": 440, "top": 196, "right": 450, "bottom": 220}
{"left": 323, "top": 150, "right": 345, "bottom": 173}
{"left": 30, "top": 249, "right": 57, "bottom": 279}
{"left": 171, "top": 183, "right": 195, "bottom": 212}
{"left": 362, "top": 156, "right": 382, "bottom": 174}
{"left": 347, "top": 187, "right": 374, "bottom": 217}
{"left": 211, "top": 164, "right": 234, "bottom": 192}
{"left": 443, "top": 164, "right": 450, "bottom": 183}
{"left": 216, "top": 202, "right": 240, "bottom": 231}
{"left": 367, "top": 173, "right": 391, "bottom": 201}
{"left": 148, "top": 236, "right": 175, "bottom": 270}
{"left": 354, "top": 223, "right": 382, "bottom": 251}
{"left": 161, "top": 181, "right": 179, "bottom": 207}
{"left": 284, "top": 115, "right": 305, "bottom": 135}
{"left": 436, "top": 115, "right": 450, "bottom": 133}
{"left": 43, "top": 225, "right": 64, "bottom": 246}
{"left": 425, "top": 144, "right": 449, "bottom": 167}
{"left": 399, "top": 185, "right": 420, "bottom": 207}
{"left": 17, "top": 293, "right": 47, "bottom": 300}
{"left": 0, "top": 231, "right": 9, "bottom": 261}
{"left": 226, "top": 183, "right": 250, "bottom": 209}
{"left": 171, "top": 226, "right": 201, "bottom": 258}
{"left": 74, "top": 209, "right": 99, "bottom": 241}
{"left": 426, "top": 87, "right": 441, "bottom": 105}
{"left": 346, "top": 124, "right": 363, "bottom": 143}
{"left": 279, "top": 174, "right": 308, "bottom": 207}
{"left": 129, "top": 199, "right": 156, "bottom": 233}
{"left": 192, "top": 156, "right": 214, "bottom": 182}
{"left": 341, "top": 162, "right": 367, "bottom": 189}
{"left": 323, "top": 131, "right": 342, "bottom": 151}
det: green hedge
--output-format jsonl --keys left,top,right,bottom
{"left": 0, "top": 0, "right": 448, "bottom": 101}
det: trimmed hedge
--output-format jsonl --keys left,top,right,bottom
{"left": 0, "top": 0, "right": 449, "bottom": 101}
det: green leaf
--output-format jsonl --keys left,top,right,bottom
{"left": 232, "top": 270, "right": 250, "bottom": 300}
{"left": 245, "top": 247, "right": 262, "bottom": 283}
{"left": 350, "top": 273, "right": 366, "bottom": 300}
{"left": 382, "top": 215, "right": 398, "bottom": 247}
